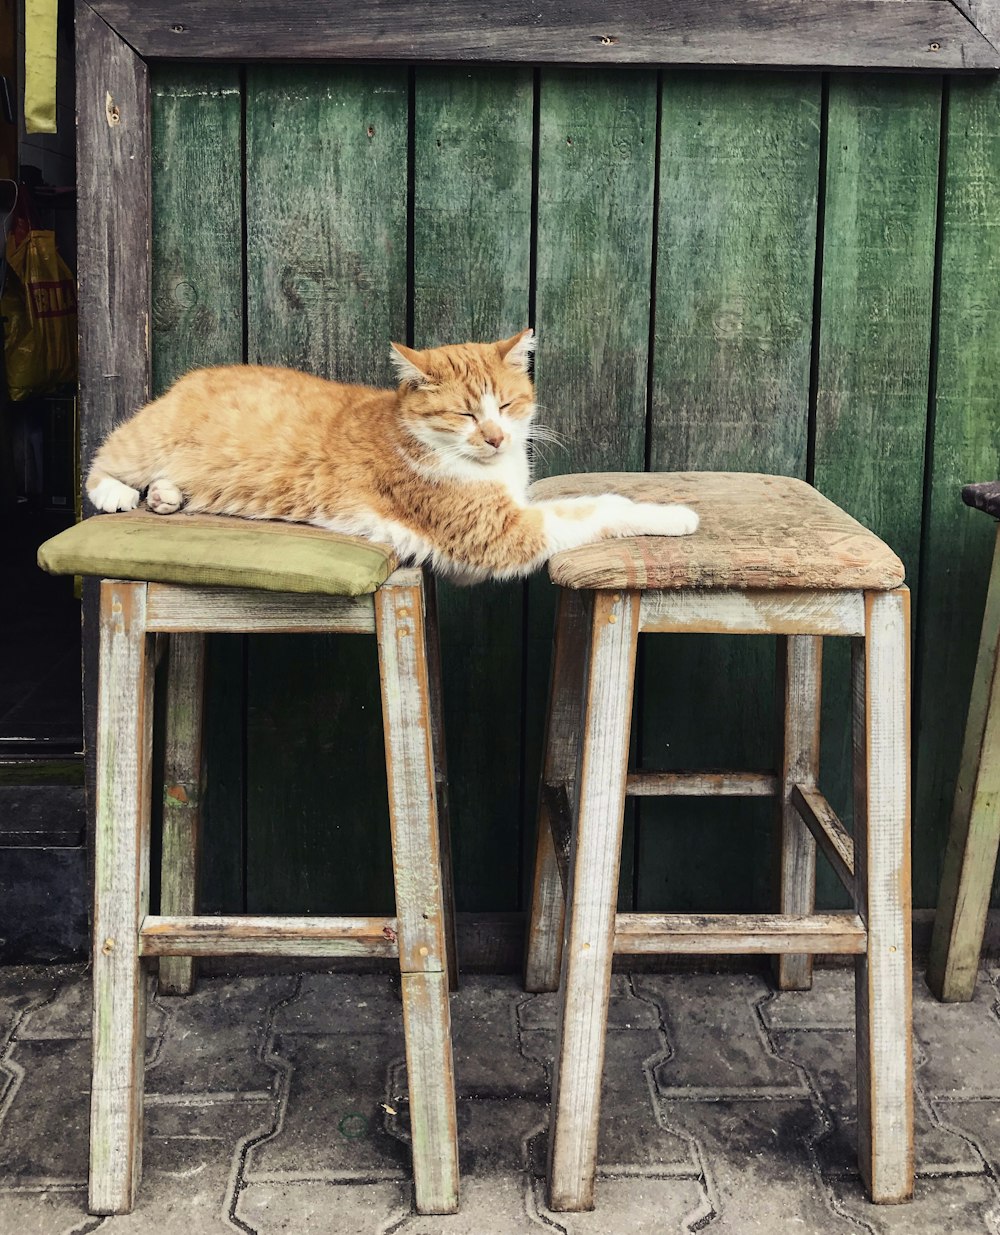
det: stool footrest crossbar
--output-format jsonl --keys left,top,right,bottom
{"left": 613, "top": 912, "right": 867, "bottom": 955}
{"left": 791, "top": 783, "right": 856, "bottom": 893}
{"left": 138, "top": 915, "right": 401, "bottom": 959}
{"left": 625, "top": 771, "right": 778, "bottom": 797}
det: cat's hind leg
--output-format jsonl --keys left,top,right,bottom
{"left": 147, "top": 478, "right": 184, "bottom": 515}
{"left": 87, "top": 469, "right": 142, "bottom": 513}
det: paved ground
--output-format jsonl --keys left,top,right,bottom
{"left": 2, "top": 963, "right": 1000, "bottom": 1233}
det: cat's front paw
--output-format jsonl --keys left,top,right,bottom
{"left": 88, "top": 476, "right": 141, "bottom": 513}
{"left": 631, "top": 501, "right": 699, "bottom": 537}
{"left": 147, "top": 478, "right": 184, "bottom": 515}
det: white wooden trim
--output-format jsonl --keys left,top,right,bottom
{"left": 613, "top": 911, "right": 866, "bottom": 955}
{"left": 548, "top": 590, "right": 640, "bottom": 1213}
{"left": 139, "top": 915, "right": 399, "bottom": 957}
{"left": 157, "top": 633, "right": 206, "bottom": 995}
{"left": 853, "top": 588, "right": 914, "bottom": 1203}
{"left": 792, "top": 783, "right": 855, "bottom": 894}
{"left": 90, "top": 581, "right": 153, "bottom": 1214}
{"left": 640, "top": 589, "right": 864, "bottom": 635}
{"left": 145, "top": 583, "right": 376, "bottom": 633}
{"left": 625, "top": 770, "right": 778, "bottom": 797}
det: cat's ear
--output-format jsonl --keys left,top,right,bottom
{"left": 389, "top": 342, "right": 432, "bottom": 388}
{"left": 496, "top": 328, "right": 535, "bottom": 373}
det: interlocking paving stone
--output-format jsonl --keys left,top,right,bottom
{"left": 831, "top": 1173, "right": 1000, "bottom": 1234}
{"left": 237, "top": 1179, "right": 409, "bottom": 1235}
{"left": 0, "top": 1039, "right": 90, "bottom": 1181}
{"left": 758, "top": 970, "right": 856, "bottom": 1032}
{"left": 911, "top": 974, "right": 1000, "bottom": 1098}
{"left": 449, "top": 977, "right": 547, "bottom": 1099}
{"left": 531, "top": 1176, "right": 716, "bottom": 1234}
{"left": 272, "top": 974, "right": 403, "bottom": 1036}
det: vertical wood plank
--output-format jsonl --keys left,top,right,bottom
{"left": 853, "top": 589, "right": 913, "bottom": 1203}
{"left": 642, "top": 72, "right": 821, "bottom": 913}
{"left": 157, "top": 633, "right": 206, "bottom": 995}
{"left": 916, "top": 76, "right": 1000, "bottom": 909}
{"left": 927, "top": 526, "right": 1000, "bottom": 1001}
{"left": 150, "top": 65, "right": 245, "bottom": 916}
{"left": 814, "top": 75, "right": 940, "bottom": 909}
{"left": 89, "top": 582, "right": 153, "bottom": 1214}
{"left": 244, "top": 67, "right": 407, "bottom": 914}
{"left": 530, "top": 68, "right": 658, "bottom": 911}
{"left": 774, "top": 635, "right": 822, "bottom": 990}
{"left": 548, "top": 591, "right": 640, "bottom": 1212}
{"left": 525, "top": 588, "right": 593, "bottom": 993}
{"left": 412, "top": 68, "right": 532, "bottom": 914}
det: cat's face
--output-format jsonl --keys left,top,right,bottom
{"left": 390, "top": 331, "right": 536, "bottom": 467}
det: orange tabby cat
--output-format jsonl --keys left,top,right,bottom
{"left": 86, "top": 331, "right": 698, "bottom": 581}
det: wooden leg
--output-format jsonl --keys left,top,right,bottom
{"left": 525, "top": 588, "right": 592, "bottom": 994}
{"left": 375, "top": 576, "right": 459, "bottom": 1215}
{"left": 928, "top": 527, "right": 1000, "bottom": 1002}
{"left": 157, "top": 633, "right": 207, "bottom": 996}
{"left": 548, "top": 590, "right": 640, "bottom": 1212}
{"left": 853, "top": 589, "right": 914, "bottom": 1204}
{"left": 774, "top": 634, "right": 822, "bottom": 990}
{"left": 90, "top": 581, "right": 154, "bottom": 1215}
{"left": 423, "top": 573, "right": 459, "bottom": 992}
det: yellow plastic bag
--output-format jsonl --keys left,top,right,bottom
{"left": 3, "top": 221, "right": 78, "bottom": 401}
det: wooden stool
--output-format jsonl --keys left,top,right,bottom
{"left": 524, "top": 472, "right": 913, "bottom": 1210}
{"left": 37, "top": 512, "right": 460, "bottom": 1216}
{"left": 927, "top": 482, "right": 1000, "bottom": 1002}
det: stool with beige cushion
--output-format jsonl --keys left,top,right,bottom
{"left": 38, "top": 511, "right": 459, "bottom": 1216}
{"left": 524, "top": 472, "right": 913, "bottom": 1210}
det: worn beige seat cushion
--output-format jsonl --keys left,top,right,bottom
{"left": 531, "top": 472, "right": 904, "bottom": 592}
{"left": 37, "top": 510, "right": 398, "bottom": 596}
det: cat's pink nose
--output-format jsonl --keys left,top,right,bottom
{"left": 482, "top": 426, "right": 505, "bottom": 449}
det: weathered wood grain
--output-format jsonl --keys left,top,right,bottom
{"left": 915, "top": 75, "right": 1000, "bottom": 909}
{"left": 412, "top": 67, "right": 532, "bottom": 915}
{"left": 157, "top": 634, "right": 206, "bottom": 994}
{"left": 244, "top": 66, "right": 407, "bottom": 914}
{"left": 927, "top": 526, "right": 1000, "bottom": 1001}
{"left": 145, "top": 585, "right": 377, "bottom": 634}
{"left": 950, "top": 0, "right": 1000, "bottom": 50}
{"left": 547, "top": 591, "right": 640, "bottom": 1213}
{"left": 626, "top": 772, "right": 778, "bottom": 797}
{"left": 814, "top": 74, "right": 939, "bottom": 912}
{"left": 775, "top": 636, "right": 822, "bottom": 990}
{"left": 139, "top": 914, "right": 399, "bottom": 957}
{"left": 89, "top": 582, "right": 153, "bottom": 1214}
{"left": 854, "top": 589, "right": 914, "bottom": 1202}
{"left": 613, "top": 911, "right": 867, "bottom": 955}
{"left": 640, "top": 590, "right": 864, "bottom": 636}
{"left": 792, "top": 784, "right": 856, "bottom": 895}
{"left": 86, "top": 0, "right": 1000, "bottom": 70}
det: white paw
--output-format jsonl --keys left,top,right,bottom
{"left": 147, "top": 478, "right": 183, "bottom": 515}
{"left": 88, "top": 476, "right": 141, "bottom": 513}
{"left": 620, "top": 500, "right": 699, "bottom": 537}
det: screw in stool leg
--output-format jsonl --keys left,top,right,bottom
{"left": 90, "top": 582, "right": 154, "bottom": 1215}
{"left": 853, "top": 588, "right": 914, "bottom": 1204}
{"left": 547, "top": 590, "right": 640, "bottom": 1212}
{"left": 375, "top": 574, "right": 459, "bottom": 1215}
{"left": 525, "top": 588, "right": 592, "bottom": 994}
{"left": 158, "top": 632, "right": 207, "bottom": 996}
{"left": 774, "top": 634, "right": 822, "bottom": 991}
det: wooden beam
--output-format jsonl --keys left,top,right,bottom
{"left": 626, "top": 771, "right": 778, "bottom": 797}
{"left": 614, "top": 912, "right": 867, "bottom": 955}
{"left": 139, "top": 915, "right": 400, "bottom": 957}
{"left": 144, "top": 585, "right": 377, "bottom": 634}
{"left": 792, "top": 783, "right": 856, "bottom": 895}
{"left": 949, "top": 0, "right": 1000, "bottom": 52}
{"left": 84, "top": 0, "right": 1000, "bottom": 70}
{"left": 639, "top": 590, "right": 865, "bottom": 637}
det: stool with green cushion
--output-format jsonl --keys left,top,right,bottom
{"left": 927, "top": 482, "right": 1000, "bottom": 1002}
{"left": 38, "top": 510, "right": 460, "bottom": 1216}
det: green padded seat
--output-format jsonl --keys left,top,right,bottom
{"left": 37, "top": 511, "right": 398, "bottom": 596}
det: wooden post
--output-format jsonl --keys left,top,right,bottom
{"left": 547, "top": 590, "right": 640, "bottom": 1212}
{"left": 375, "top": 574, "right": 459, "bottom": 1215}
{"left": 927, "top": 525, "right": 1000, "bottom": 1002}
{"left": 422, "top": 573, "right": 459, "bottom": 991}
{"left": 774, "top": 635, "right": 822, "bottom": 990}
{"left": 90, "top": 581, "right": 154, "bottom": 1215}
{"left": 157, "top": 633, "right": 207, "bottom": 996}
{"left": 525, "top": 588, "right": 593, "bottom": 993}
{"left": 853, "top": 589, "right": 914, "bottom": 1203}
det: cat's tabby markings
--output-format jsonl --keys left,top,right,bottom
{"left": 86, "top": 331, "right": 698, "bottom": 580}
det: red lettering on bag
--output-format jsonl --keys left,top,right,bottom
{"left": 29, "top": 280, "right": 78, "bottom": 319}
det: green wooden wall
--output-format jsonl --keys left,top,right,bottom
{"left": 149, "top": 66, "right": 1000, "bottom": 921}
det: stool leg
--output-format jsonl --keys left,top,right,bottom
{"left": 423, "top": 575, "right": 459, "bottom": 992}
{"left": 375, "top": 576, "right": 459, "bottom": 1215}
{"left": 525, "top": 588, "right": 592, "bottom": 993}
{"left": 90, "top": 582, "right": 154, "bottom": 1214}
{"left": 853, "top": 589, "right": 914, "bottom": 1203}
{"left": 158, "top": 633, "right": 207, "bottom": 996}
{"left": 774, "top": 635, "right": 822, "bottom": 991}
{"left": 548, "top": 590, "right": 640, "bottom": 1212}
{"left": 928, "top": 526, "right": 1000, "bottom": 1002}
